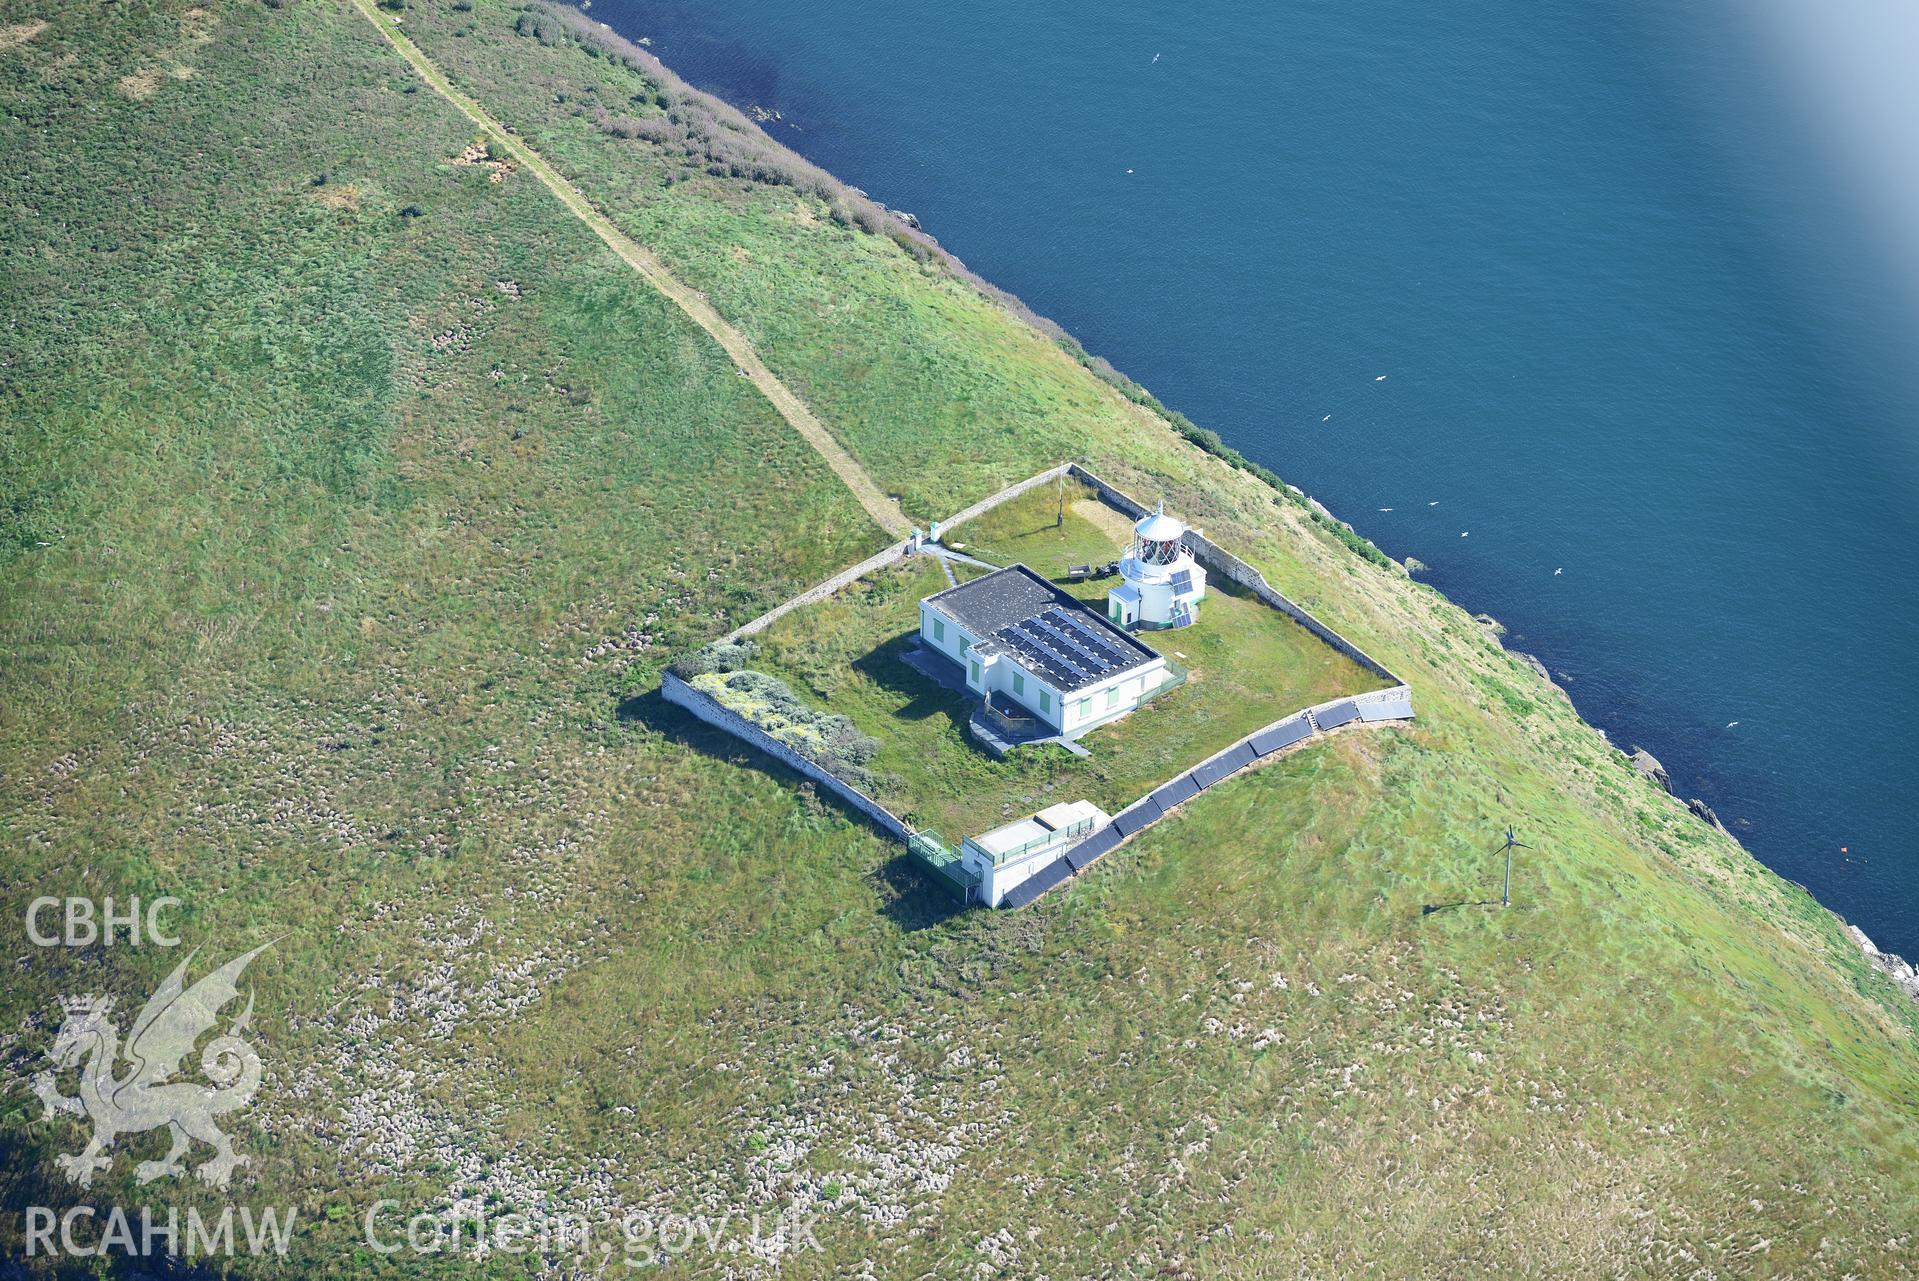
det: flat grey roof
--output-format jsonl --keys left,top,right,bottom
{"left": 926, "top": 564, "right": 1158, "bottom": 693}
{"left": 925, "top": 563, "right": 1061, "bottom": 636}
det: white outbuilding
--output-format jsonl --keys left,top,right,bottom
{"left": 1107, "top": 501, "right": 1206, "bottom": 629}
{"left": 960, "top": 799, "right": 1108, "bottom": 906}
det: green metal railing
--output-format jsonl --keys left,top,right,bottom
{"left": 970, "top": 816, "right": 1096, "bottom": 867}
{"left": 906, "top": 831, "right": 979, "bottom": 895}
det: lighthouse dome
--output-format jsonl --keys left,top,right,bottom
{"left": 1133, "top": 509, "right": 1186, "bottom": 542}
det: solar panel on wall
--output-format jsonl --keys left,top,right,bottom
{"left": 1251, "top": 718, "right": 1312, "bottom": 756}
{"left": 1223, "top": 741, "right": 1258, "bottom": 771}
{"left": 1066, "top": 830, "right": 1117, "bottom": 871}
{"left": 1192, "top": 757, "right": 1233, "bottom": 790}
{"left": 1170, "top": 569, "right": 1192, "bottom": 592}
{"left": 1314, "top": 700, "right": 1359, "bottom": 730}
{"left": 1151, "top": 774, "right": 1200, "bottom": 810}
{"left": 1077, "top": 825, "right": 1122, "bottom": 859}
{"left": 1112, "top": 800, "right": 1161, "bottom": 836}
{"left": 1002, "top": 857, "right": 1072, "bottom": 907}
{"left": 1357, "top": 690, "right": 1414, "bottom": 721}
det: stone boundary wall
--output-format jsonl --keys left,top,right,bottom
{"left": 662, "top": 670, "right": 913, "bottom": 843}
{"left": 682, "top": 460, "right": 1416, "bottom": 909}
{"left": 1001, "top": 686, "right": 1416, "bottom": 909}
{"left": 721, "top": 465, "right": 1078, "bottom": 644}
{"left": 724, "top": 540, "right": 910, "bottom": 643}
{"left": 1066, "top": 464, "right": 1401, "bottom": 684}
{"left": 933, "top": 462, "right": 1073, "bottom": 537}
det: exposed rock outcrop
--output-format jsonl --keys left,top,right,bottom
{"left": 1686, "top": 797, "right": 1728, "bottom": 834}
{"left": 1628, "top": 748, "right": 1670, "bottom": 792}
{"left": 1846, "top": 925, "right": 1919, "bottom": 1005}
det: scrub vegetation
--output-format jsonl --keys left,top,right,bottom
{"left": 689, "top": 668, "right": 882, "bottom": 790}
{"left": 2, "top": 0, "right": 1917, "bottom": 1276}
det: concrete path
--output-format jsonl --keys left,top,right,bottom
{"left": 924, "top": 545, "right": 1001, "bottom": 572}
{"left": 347, "top": 0, "right": 910, "bottom": 538}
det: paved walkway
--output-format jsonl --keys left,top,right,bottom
{"left": 347, "top": 0, "right": 910, "bottom": 538}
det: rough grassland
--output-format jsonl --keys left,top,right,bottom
{"left": 2, "top": 0, "right": 1918, "bottom": 1277}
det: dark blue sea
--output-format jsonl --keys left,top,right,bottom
{"left": 587, "top": 0, "right": 1919, "bottom": 955}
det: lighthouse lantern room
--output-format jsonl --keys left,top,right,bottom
{"left": 1107, "top": 501, "right": 1206, "bottom": 630}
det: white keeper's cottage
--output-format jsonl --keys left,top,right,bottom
{"left": 918, "top": 564, "right": 1173, "bottom": 737}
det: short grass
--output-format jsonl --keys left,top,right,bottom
{"left": 943, "top": 479, "right": 1138, "bottom": 574}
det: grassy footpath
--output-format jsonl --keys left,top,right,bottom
{"left": 1, "top": 0, "right": 1917, "bottom": 1276}
{"left": 343, "top": 0, "right": 910, "bottom": 537}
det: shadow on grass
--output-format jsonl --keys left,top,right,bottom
{"left": 874, "top": 854, "right": 969, "bottom": 932}
{"left": 850, "top": 634, "right": 974, "bottom": 729}
{"left": 621, "top": 688, "right": 970, "bottom": 931}
{"left": 1421, "top": 899, "right": 1501, "bottom": 916}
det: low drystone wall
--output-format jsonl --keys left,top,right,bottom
{"left": 932, "top": 463, "right": 1072, "bottom": 538}
{"left": 722, "top": 465, "right": 1081, "bottom": 644}
{"left": 724, "top": 541, "right": 910, "bottom": 643}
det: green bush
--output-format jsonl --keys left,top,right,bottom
{"left": 669, "top": 639, "right": 758, "bottom": 679}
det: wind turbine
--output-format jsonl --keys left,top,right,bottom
{"left": 1495, "top": 825, "right": 1531, "bottom": 907}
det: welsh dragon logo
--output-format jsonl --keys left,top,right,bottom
{"left": 32, "top": 943, "right": 270, "bottom": 1190}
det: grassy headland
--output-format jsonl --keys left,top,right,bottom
{"left": 1, "top": 0, "right": 1916, "bottom": 1276}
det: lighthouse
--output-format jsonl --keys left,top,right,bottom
{"left": 1107, "top": 501, "right": 1206, "bottom": 629}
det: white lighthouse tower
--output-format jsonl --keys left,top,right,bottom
{"left": 1107, "top": 501, "right": 1206, "bottom": 629}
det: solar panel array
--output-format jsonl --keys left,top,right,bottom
{"left": 1251, "top": 717, "right": 1312, "bottom": 756}
{"left": 1358, "top": 689, "right": 1415, "bottom": 722}
{"left": 1001, "top": 857, "right": 1072, "bottom": 908}
{"left": 1192, "top": 757, "right": 1235, "bottom": 790}
{"left": 1066, "top": 827, "right": 1119, "bottom": 870}
{"left": 994, "top": 605, "right": 1148, "bottom": 692}
{"left": 1151, "top": 774, "right": 1200, "bottom": 810}
{"left": 1169, "top": 568, "right": 1193, "bottom": 593}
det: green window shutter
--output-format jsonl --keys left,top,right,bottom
{"left": 1012, "top": 672, "right": 1025, "bottom": 696}
{"left": 969, "top": 659, "right": 981, "bottom": 683}
{"left": 1077, "top": 698, "right": 1090, "bottom": 719}
{"left": 933, "top": 617, "right": 945, "bottom": 642}
{"left": 1106, "top": 685, "right": 1120, "bottom": 709}
{"left": 1039, "top": 690, "right": 1051, "bottom": 712}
